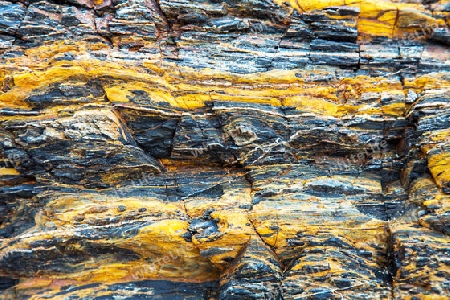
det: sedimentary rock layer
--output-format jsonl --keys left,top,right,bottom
{"left": 0, "top": 0, "right": 449, "bottom": 299}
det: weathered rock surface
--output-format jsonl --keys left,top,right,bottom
{"left": 0, "top": 0, "right": 449, "bottom": 299}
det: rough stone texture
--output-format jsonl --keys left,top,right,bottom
{"left": 0, "top": 0, "right": 449, "bottom": 299}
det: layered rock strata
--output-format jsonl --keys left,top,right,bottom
{"left": 0, "top": 0, "right": 449, "bottom": 299}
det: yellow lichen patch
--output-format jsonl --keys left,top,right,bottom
{"left": 80, "top": 263, "right": 131, "bottom": 282}
{"left": 420, "top": 128, "right": 450, "bottom": 154}
{"left": 15, "top": 278, "right": 54, "bottom": 290}
{"left": 427, "top": 151, "right": 450, "bottom": 190}
{"left": 77, "top": 258, "right": 217, "bottom": 283}
{"left": 341, "top": 220, "right": 389, "bottom": 252}
{"left": 336, "top": 76, "right": 396, "bottom": 95}
{"left": 273, "top": 0, "right": 444, "bottom": 40}
{"left": 354, "top": 105, "right": 382, "bottom": 116}
{"left": 408, "top": 177, "right": 437, "bottom": 205}
{"left": 406, "top": 77, "right": 450, "bottom": 93}
{"left": 132, "top": 219, "right": 189, "bottom": 246}
{"left": 360, "top": 0, "right": 438, "bottom": 37}
{"left": 104, "top": 85, "right": 132, "bottom": 103}
{"left": 282, "top": 96, "right": 340, "bottom": 116}
{"left": 115, "top": 219, "right": 219, "bottom": 280}
{"left": 22, "top": 42, "right": 81, "bottom": 63}
{"left": 251, "top": 224, "right": 279, "bottom": 248}
{"left": 359, "top": 12, "right": 397, "bottom": 39}
{"left": 429, "top": 129, "right": 450, "bottom": 144}
{"left": 381, "top": 102, "right": 406, "bottom": 116}
{"left": 191, "top": 210, "right": 254, "bottom": 271}
{"left": 279, "top": 0, "right": 346, "bottom": 12}
{"left": 360, "top": 0, "right": 397, "bottom": 17}
{"left": 0, "top": 69, "right": 10, "bottom": 92}
{"left": 14, "top": 66, "right": 87, "bottom": 90}
{"left": 172, "top": 93, "right": 213, "bottom": 109}
{"left": 104, "top": 81, "right": 184, "bottom": 107}
{"left": 41, "top": 194, "right": 185, "bottom": 228}
{"left": 0, "top": 168, "right": 20, "bottom": 176}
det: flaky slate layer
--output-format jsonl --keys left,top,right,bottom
{"left": 1, "top": 0, "right": 450, "bottom": 299}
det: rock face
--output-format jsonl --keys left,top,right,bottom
{"left": 0, "top": 0, "right": 449, "bottom": 299}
